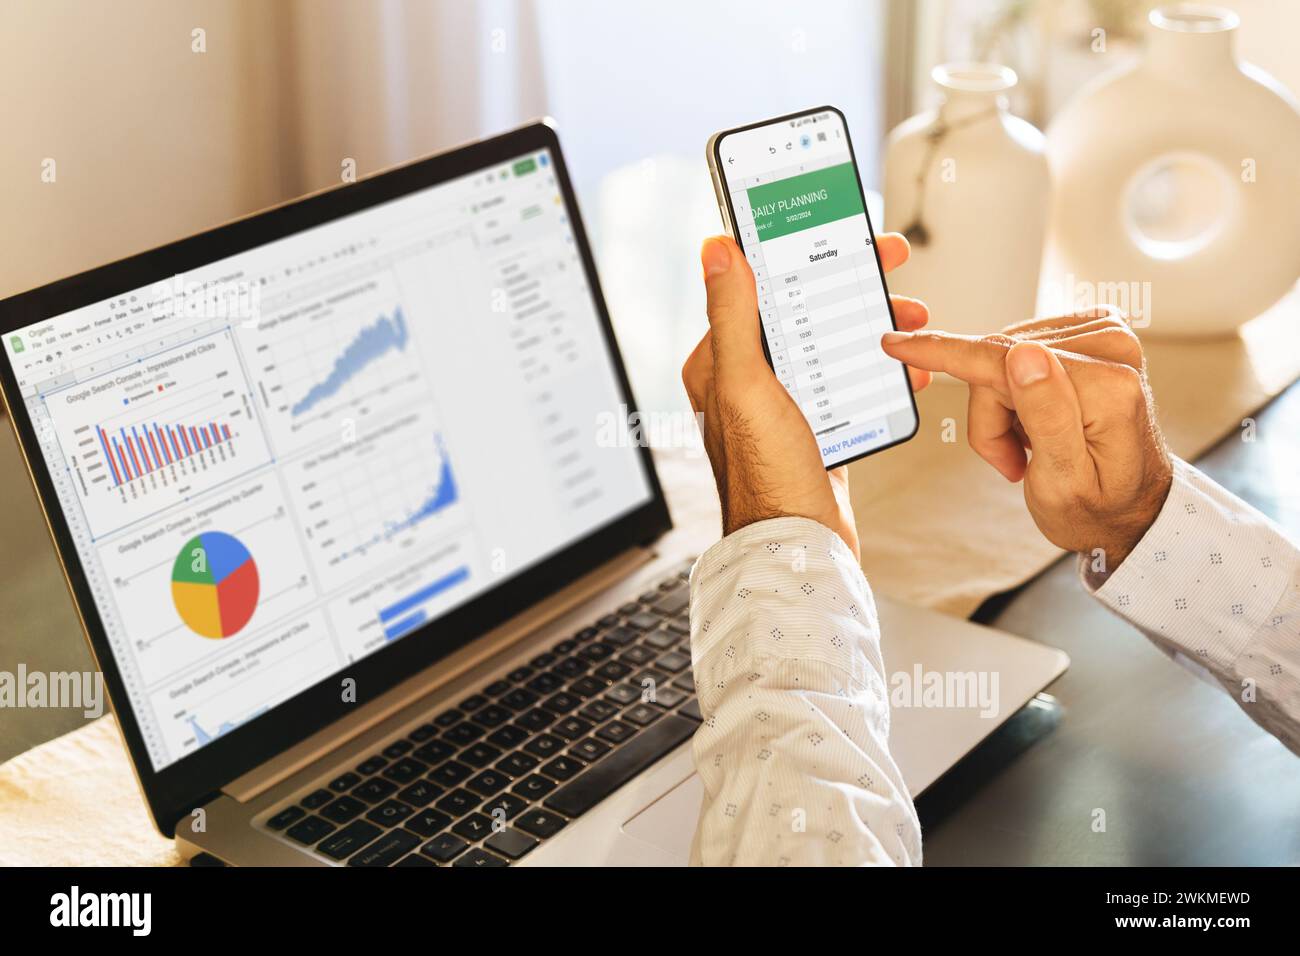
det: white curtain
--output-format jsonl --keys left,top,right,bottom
{"left": 281, "top": 0, "right": 547, "bottom": 194}
{"left": 0, "top": 0, "right": 546, "bottom": 295}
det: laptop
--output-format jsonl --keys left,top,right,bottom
{"left": 0, "top": 121, "right": 1067, "bottom": 866}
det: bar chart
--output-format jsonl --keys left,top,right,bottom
{"left": 40, "top": 328, "right": 274, "bottom": 538}
{"left": 98, "top": 419, "right": 234, "bottom": 486}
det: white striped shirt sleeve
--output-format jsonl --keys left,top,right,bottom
{"left": 1087, "top": 457, "right": 1300, "bottom": 754}
{"left": 686, "top": 516, "right": 921, "bottom": 866}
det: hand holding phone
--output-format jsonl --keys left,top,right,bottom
{"left": 682, "top": 231, "right": 930, "bottom": 557}
{"left": 706, "top": 106, "right": 921, "bottom": 468}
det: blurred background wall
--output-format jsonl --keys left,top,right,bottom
{"left": 1, "top": 0, "right": 285, "bottom": 295}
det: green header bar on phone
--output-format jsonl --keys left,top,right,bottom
{"left": 746, "top": 162, "right": 865, "bottom": 242}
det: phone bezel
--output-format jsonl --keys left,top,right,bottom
{"left": 708, "top": 104, "right": 920, "bottom": 469}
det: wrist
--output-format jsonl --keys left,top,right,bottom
{"left": 721, "top": 500, "right": 858, "bottom": 562}
{"left": 1082, "top": 464, "right": 1174, "bottom": 580}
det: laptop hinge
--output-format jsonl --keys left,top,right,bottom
{"left": 224, "top": 544, "right": 657, "bottom": 803}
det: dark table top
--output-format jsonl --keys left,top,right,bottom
{"left": 917, "top": 382, "right": 1300, "bottom": 865}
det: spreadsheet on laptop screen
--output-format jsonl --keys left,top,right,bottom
{"left": 3, "top": 148, "right": 652, "bottom": 771}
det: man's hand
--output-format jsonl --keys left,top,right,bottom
{"left": 880, "top": 310, "right": 1173, "bottom": 570}
{"left": 682, "top": 233, "right": 930, "bottom": 560}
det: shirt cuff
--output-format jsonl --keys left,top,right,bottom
{"left": 688, "top": 516, "right": 879, "bottom": 713}
{"left": 1085, "top": 457, "right": 1297, "bottom": 672}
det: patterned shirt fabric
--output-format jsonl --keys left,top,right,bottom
{"left": 686, "top": 458, "right": 1298, "bottom": 866}
{"left": 687, "top": 517, "right": 921, "bottom": 866}
{"left": 1086, "top": 457, "right": 1300, "bottom": 754}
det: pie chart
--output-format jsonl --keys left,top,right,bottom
{"left": 171, "top": 531, "right": 259, "bottom": 639}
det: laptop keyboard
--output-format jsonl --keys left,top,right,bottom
{"left": 261, "top": 561, "right": 700, "bottom": 866}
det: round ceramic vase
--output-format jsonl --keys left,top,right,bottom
{"left": 1046, "top": 4, "right": 1300, "bottom": 336}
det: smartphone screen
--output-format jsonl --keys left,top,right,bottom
{"left": 713, "top": 107, "right": 918, "bottom": 468}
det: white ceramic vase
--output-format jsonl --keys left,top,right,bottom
{"left": 1046, "top": 4, "right": 1300, "bottom": 336}
{"left": 884, "top": 63, "right": 1050, "bottom": 339}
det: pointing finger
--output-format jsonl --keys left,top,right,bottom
{"left": 880, "top": 330, "right": 1012, "bottom": 392}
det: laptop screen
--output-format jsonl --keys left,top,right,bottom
{"left": 2, "top": 145, "right": 653, "bottom": 772}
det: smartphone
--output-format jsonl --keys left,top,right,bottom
{"left": 707, "top": 106, "right": 919, "bottom": 468}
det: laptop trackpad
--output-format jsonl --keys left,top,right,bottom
{"left": 621, "top": 773, "right": 703, "bottom": 863}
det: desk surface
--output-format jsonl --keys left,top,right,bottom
{"left": 2, "top": 385, "right": 1297, "bottom": 863}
